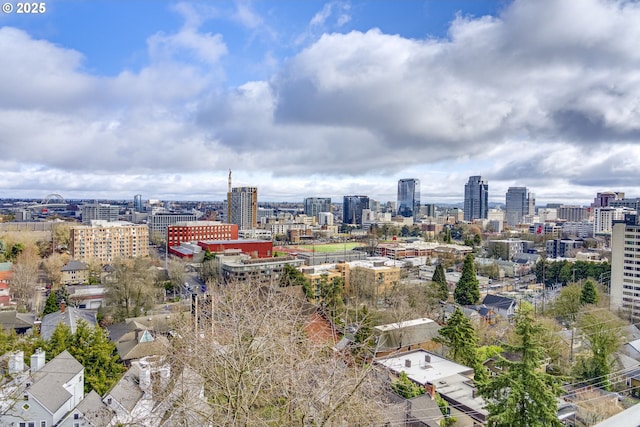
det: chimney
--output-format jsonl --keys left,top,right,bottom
{"left": 8, "top": 350, "right": 24, "bottom": 374}
{"left": 405, "top": 359, "right": 412, "bottom": 368}
{"left": 139, "top": 364, "right": 152, "bottom": 397}
{"left": 425, "top": 354, "right": 431, "bottom": 363}
{"left": 60, "top": 301, "right": 66, "bottom": 313}
{"left": 31, "top": 348, "right": 45, "bottom": 372}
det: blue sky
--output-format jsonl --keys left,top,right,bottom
{"left": 1, "top": 0, "right": 639, "bottom": 205}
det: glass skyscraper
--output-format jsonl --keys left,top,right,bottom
{"left": 343, "top": 195, "right": 369, "bottom": 226}
{"left": 505, "top": 187, "right": 528, "bottom": 227}
{"left": 464, "top": 176, "right": 488, "bottom": 221}
{"left": 397, "top": 178, "right": 421, "bottom": 220}
{"left": 304, "top": 197, "right": 331, "bottom": 219}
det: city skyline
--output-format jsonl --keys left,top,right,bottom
{"left": 2, "top": 0, "right": 640, "bottom": 204}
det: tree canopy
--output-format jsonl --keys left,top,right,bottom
{"left": 432, "top": 263, "right": 449, "bottom": 302}
{"left": 480, "top": 303, "right": 564, "bottom": 427}
{"left": 454, "top": 254, "right": 480, "bottom": 305}
{"left": 45, "top": 321, "right": 125, "bottom": 395}
{"left": 434, "top": 306, "right": 487, "bottom": 385}
{"left": 580, "top": 279, "right": 599, "bottom": 305}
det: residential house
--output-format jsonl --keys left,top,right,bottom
{"left": 0, "top": 262, "right": 12, "bottom": 307}
{"left": 0, "top": 349, "right": 84, "bottom": 426}
{"left": 374, "top": 318, "right": 441, "bottom": 357}
{"left": 67, "top": 285, "right": 106, "bottom": 310}
{"left": 60, "top": 260, "right": 90, "bottom": 286}
{"left": 376, "top": 350, "right": 488, "bottom": 425}
{"left": 58, "top": 390, "right": 114, "bottom": 427}
{"left": 107, "top": 318, "right": 171, "bottom": 365}
{"left": 103, "top": 356, "right": 208, "bottom": 426}
{"left": 0, "top": 310, "right": 34, "bottom": 334}
{"left": 481, "top": 294, "right": 518, "bottom": 319}
{"left": 40, "top": 303, "right": 97, "bottom": 340}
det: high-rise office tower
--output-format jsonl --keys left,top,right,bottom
{"left": 227, "top": 171, "right": 258, "bottom": 230}
{"left": 464, "top": 176, "right": 488, "bottom": 221}
{"left": 611, "top": 214, "right": 640, "bottom": 323}
{"left": 593, "top": 191, "right": 624, "bottom": 208}
{"left": 505, "top": 187, "right": 529, "bottom": 227}
{"left": 133, "top": 194, "right": 143, "bottom": 212}
{"left": 343, "top": 195, "right": 369, "bottom": 226}
{"left": 397, "top": 178, "right": 421, "bottom": 220}
{"left": 304, "top": 197, "right": 331, "bottom": 218}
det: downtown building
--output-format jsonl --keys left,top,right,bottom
{"left": 397, "top": 178, "right": 421, "bottom": 221}
{"left": 227, "top": 187, "right": 258, "bottom": 230}
{"left": 611, "top": 214, "right": 640, "bottom": 323}
{"left": 505, "top": 187, "right": 535, "bottom": 227}
{"left": 464, "top": 176, "right": 488, "bottom": 221}
{"left": 304, "top": 197, "right": 331, "bottom": 219}
{"left": 70, "top": 220, "right": 149, "bottom": 263}
{"left": 343, "top": 195, "right": 370, "bottom": 226}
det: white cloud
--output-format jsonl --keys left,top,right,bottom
{"left": 2, "top": 0, "right": 640, "bottom": 203}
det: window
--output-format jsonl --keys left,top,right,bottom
{"left": 74, "top": 413, "right": 79, "bottom": 419}
{"left": 40, "top": 422, "right": 46, "bottom": 427}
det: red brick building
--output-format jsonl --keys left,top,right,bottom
{"left": 198, "top": 240, "right": 273, "bottom": 258}
{"left": 167, "top": 221, "right": 238, "bottom": 247}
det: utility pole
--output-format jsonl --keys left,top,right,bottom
{"left": 570, "top": 327, "right": 575, "bottom": 362}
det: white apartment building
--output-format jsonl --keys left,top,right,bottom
{"left": 594, "top": 207, "right": 634, "bottom": 236}
{"left": 611, "top": 215, "right": 640, "bottom": 323}
{"left": 70, "top": 220, "right": 149, "bottom": 263}
{"left": 318, "top": 212, "right": 334, "bottom": 226}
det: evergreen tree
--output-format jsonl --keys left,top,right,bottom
{"left": 480, "top": 303, "right": 563, "bottom": 427}
{"left": 580, "top": 279, "right": 598, "bottom": 305}
{"left": 454, "top": 254, "right": 480, "bottom": 305}
{"left": 434, "top": 306, "right": 488, "bottom": 385}
{"left": 432, "top": 263, "right": 449, "bottom": 302}
{"left": 42, "top": 291, "right": 59, "bottom": 316}
{"left": 45, "top": 322, "right": 73, "bottom": 359}
{"left": 46, "top": 321, "right": 125, "bottom": 394}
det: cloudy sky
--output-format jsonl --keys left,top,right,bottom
{"left": 1, "top": 0, "right": 639, "bottom": 206}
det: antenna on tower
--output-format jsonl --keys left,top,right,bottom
{"left": 228, "top": 169, "right": 232, "bottom": 193}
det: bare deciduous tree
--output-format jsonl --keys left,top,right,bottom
{"left": 161, "top": 283, "right": 390, "bottom": 426}
{"left": 41, "top": 252, "right": 70, "bottom": 288}
{"left": 104, "top": 257, "right": 163, "bottom": 321}
{"left": 9, "top": 246, "right": 40, "bottom": 310}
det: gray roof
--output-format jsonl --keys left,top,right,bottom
{"left": 592, "top": 402, "right": 640, "bottom": 427}
{"left": 30, "top": 350, "right": 83, "bottom": 413}
{"left": 0, "top": 310, "right": 35, "bottom": 332}
{"left": 482, "top": 294, "right": 517, "bottom": 310}
{"left": 61, "top": 260, "right": 89, "bottom": 272}
{"left": 40, "top": 307, "right": 97, "bottom": 340}
{"left": 71, "top": 390, "right": 114, "bottom": 426}
{"left": 105, "top": 366, "right": 144, "bottom": 413}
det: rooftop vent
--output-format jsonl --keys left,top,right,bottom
{"left": 405, "top": 359, "right": 412, "bottom": 368}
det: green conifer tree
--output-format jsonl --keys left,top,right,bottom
{"left": 42, "top": 291, "right": 59, "bottom": 316}
{"left": 434, "top": 306, "right": 488, "bottom": 386}
{"left": 480, "top": 303, "right": 563, "bottom": 427}
{"left": 432, "top": 263, "right": 449, "bottom": 302}
{"left": 454, "top": 254, "right": 480, "bottom": 305}
{"left": 580, "top": 279, "right": 598, "bottom": 305}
